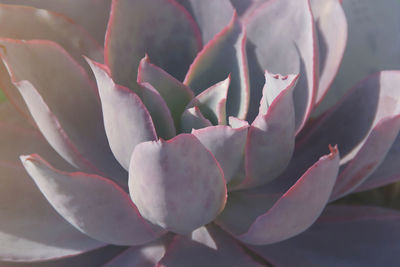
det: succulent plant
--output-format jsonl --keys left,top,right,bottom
{"left": 1, "top": 0, "right": 400, "bottom": 266}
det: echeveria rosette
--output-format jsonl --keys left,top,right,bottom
{"left": 1, "top": 0, "right": 400, "bottom": 266}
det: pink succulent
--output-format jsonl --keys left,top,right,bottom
{"left": 1, "top": 0, "right": 400, "bottom": 266}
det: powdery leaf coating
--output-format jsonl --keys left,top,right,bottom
{"left": 181, "top": 106, "right": 212, "bottom": 133}
{"left": 331, "top": 115, "right": 400, "bottom": 200}
{"left": 192, "top": 125, "right": 248, "bottom": 184}
{"left": 217, "top": 146, "right": 339, "bottom": 245}
{"left": 0, "top": 103, "right": 104, "bottom": 261}
{"left": 250, "top": 206, "right": 400, "bottom": 267}
{"left": 159, "top": 225, "right": 264, "bottom": 267}
{"left": 237, "top": 72, "right": 298, "bottom": 189}
{"left": 245, "top": 0, "right": 317, "bottom": 132}
{"left": 21, "top": 154, "right": 165, "bottom": 246}
{"left": 0, "top": 39, "right": 126, "bottom": 180}
{"left": 87, "top": 58, "right": 157, "bottom": 171}
{"left": 315, "top": 0, "right": 400, "bottom": 114}
{"left": 0, "top": 4, "right": 103, "bottom": 121}
{"left": 310, "top": 0, "right": 348, "bottom": 106}
{"left": 186, "top": 76, "right": 230, "bottom": 125}
{"left": 129, "top": 134, "right": 227, "bottom": 234}
{"left": 184, "top": 12, "right": 250, "bottom": 119}
{"left": 0, "top": 0, "right": 111, "bottom": 43}
{"left": 138, "top": 82, "right": 176, "bottom": 140}
{"left": 275, "top": 71, "right": 400, "bottom": 195}
{"left": 104, "top": 239, "right": 168, "bottom": 267}
{"left": 176, "top": 0, "right": 234, "bottom": 45}
{"left": 137, "top": 55, "right": 194, "bottom": 130}
{"left": 105, "top": 0, "right": 201, "bottom": 87}
{"left": 355, "top": 132, "right": 400, "bottom": 192}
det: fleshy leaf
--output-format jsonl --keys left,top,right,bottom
{"left": 310, "top": 0, "right": 347, "bottom": 106}
{"left": 21, "top": 154, "right": 164, "bottom": 246}
{"left": 105, "top": 0, "right": 201, "bottom": 87}
{"left": 228, "top": 116, "right": 249, "bottom": 129}
{"left": 216, "top": 147, "right": 339, "bottom": 245}
{"left": 186, "top": 76, "right": 230, "bottom": 125}
{"left": 236, "top": 73, "right": 298, "bottom": 190}
{"left": 139, "top": 83, "right": 176, "bottom": 140}
{"left": 159, "top": 225, "right": 263, "bottom": 267}
{"left": 331, "top": 115, "right": 400, "bottom": 200}
{"left": 184, "top": 13, "right": 250, "bottom": 119}
{"left": 250, "top": 206, "right": 400, "bottom": 267}
{"left": 104, "top": 239, "right": 169, "bottom": 267}
{"left": 176, "top": 0, "right": 234, "bottom": 44}
{"left": 1, "top": 246, "right": 127, "bottom": 267}
{"left": 192, "top": 125, "right": 248, "bottom": 184}
{"left": 86, "top": 59, "right": 157, "bottom": 170}
{"left": 129, "top": 134, "right": 227, "bottom": 234}
{"left": 314, "top": 0, "right": 400, "bottom": 115}
{"left": 355, "top": 132, "right": 400, "bottom": 192}
{"left": 0, "top": 0, "right": 111, "bottom": 43}
{"left": 277, "top": 71, "right": 400, "bottom": 194}
{"left": 245, "top": 0, "right": 317, "bottom": 132}
{"left": 0, "top": 103, "right": 104, "bottom": 261}
{"left": 137, "top": 56, "right": 194, "bottom": 130}
{"left": 0, "top": 4, "right": 103, "bottom": 122}
{"left": 0, "top": 39, "right": 126, "bottom": 181}
{"left": 181, "top": 106, "right": 212, "bottom": 133}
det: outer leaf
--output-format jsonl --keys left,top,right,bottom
{"left": 355, "top": 132, "right": 400, "bottom": 192}
{"left": 277, "top": 71, "right": 400, "bottom": 194}
{"left": 21, "top": 154, "right": 164, "bottom": 246}
{"left": 236, "top": 72, "right": 298, "bottom": 189}
{"left": 87, "top": 59, "right": 157, "bottom": 170}
{"left": 314, "top": 0, "right": 400, "bottom": 115}
{"left": 137, "top": 56, "right": 194, "bottom": 130}
{"left": 105, "top": 0, "right": 201, "bottom": 87}
{"left": 129, "top": 134, "right": 227, "bottom": 234}
{"left": 0, "top": 4, "right": 103, "bottom": 122}
{"left": 104, "top": 239, "right": 170, "bottom": 267}
{"left": 245, "top": 0, "right": 317, "bottom": 132}
{"left": 310, "top": 0, "right": 347, "bottom": 106}
{"left": 331, "top": 115, "right": 400, "bottom": 200}
{"left": 216, "top": 146, "right": 339, "bottom": 245}
{"left": 159, "top": 225, "right": 263, "bottom": 267}
{"left": 184, "top": 13, "right": 250, "bottom": 119}
{"left": 251, "top": 206, "right": 400, "bottom": 267}
{"left": 186, "top": 76, "right": 230, "bottom": 125}
{"left": 1, "top": 246, "right": 126, "bottom": 267}
{"left": 0, "top": 0, "right": 111, "bottom": 43}
{"left": 0, "top": 40, "right": 125, "bottom": 181}
{"left": 176, "top": 0, "right": 234, "bottom": 44}
{"left": 181, "top": 107, "right": 212, "bottom": 133}
{"left": 0, "top": 103, "right": 104, "bottom": 261}
{"left": 192, "top": 125, "right": 248, "bottom": 184}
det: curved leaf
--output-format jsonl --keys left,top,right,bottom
{"left": 129, "top": 134, "right": 227, "bottom": 234}
{"left": 0, "top": 0, "right": 111, "bottom": 43}
{"left": 0, "top": 39, "right": 126, "bottom": 181}
{"left": 137, "top": 56, "right": 194, "bottom": 130}
{"left": 181, "top": 107, "right": 212, "bottom": 133}
{"left": 105, "top": 0, "right": 201, "bottom": 87}
{"left": 184, "top": 13, "right": 250, "bottom": 119}
{"left": 21, "top": 154, "right": 165, "bottom": 246}
{"left": 236, "top": 72, "right": 298, "bottom": 190}
{"left": 245, "top": 0, "right": 317, "bottom": 132}
{"left": 216, "top": 146, "right": 339, "bottom": 245}
{"left": 192, "top": 125, "right": 248, "bottom": 184}
{"left": 251, "top": 206, "right": 400, "bottom": 267}
{"left": 87, "top": 59, "right": 157, "bottom": 170}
